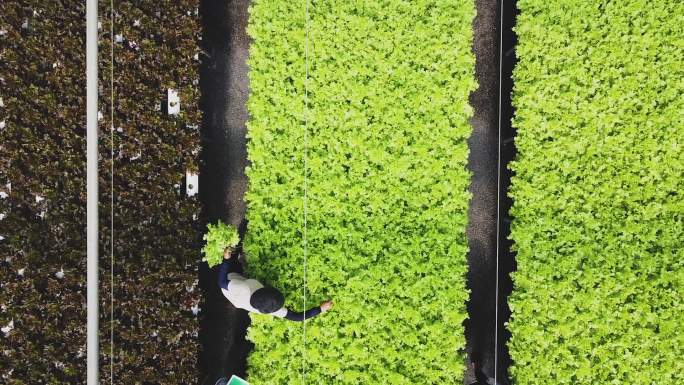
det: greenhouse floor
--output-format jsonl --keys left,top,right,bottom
{"left": 198, "top": 0, "right": 252, "bottom": 381}
{"left": 464, "top": 0, "right": 502, "bottom": 383}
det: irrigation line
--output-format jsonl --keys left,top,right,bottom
{"left": 494, "top": 0, "right": 505, "bottom": 383}
{"left": 302, "top": 0, "right": 310, "bottom": 384}
{"left": 86, "top": 0, "right": 99, "bottom": 383}
{"left": 110, "top": 1, "right": 115, "bottom": 384}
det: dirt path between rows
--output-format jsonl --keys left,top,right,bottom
{"left": 197, "top": 0, "right": 252, "bottom": 383}
{"left": 465, "top": 0, "right": 501, "bottom": 383}
{"left": 466, "top": 2, "right": 517, "bottom": 384}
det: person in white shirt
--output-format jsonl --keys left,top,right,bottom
{"left": 217, "top": 247, "right": 333, "bottom": 321}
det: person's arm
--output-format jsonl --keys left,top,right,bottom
{"left": 218, "top": 248, "right": 231, "bottom": 290}
{"left": 284, "top": 306, "right": 323, "bottom": 321}
{"left": 272, "top": 301, "right": 333, "bottom": 322}
{"left": 217, "top": 259, "right": 231, "bottom": 290}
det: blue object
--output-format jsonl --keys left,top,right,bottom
{"left": 217, "top": 259, "right": 232, "bottom": 290}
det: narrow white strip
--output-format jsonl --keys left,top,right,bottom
{"left": 110, "top": 1, "right": 115, "bottom": 383}
{"left": 494, "top": 0, "right": 505, "bottom": 384}
{"left": 86, "top": 0, "right": 99, "bottom": 383}
{"left": 302, "top": 1, "right": 310, "bottom": 384}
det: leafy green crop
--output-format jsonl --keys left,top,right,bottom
{"left": 243, "top": 0, "right": 476, "bottom": 383}
{"left": 202, "top": 221, "right": 240, "bottom": 267}
{"left": 0, "top": 3, "right": 87, "bottom": 382}
{"left": 96, "top": 1, "right": 202, "bottom": 383}
{"left": 508, "top": 1, "right": 684, "bottom": 384}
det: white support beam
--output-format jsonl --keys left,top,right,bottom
{"left": 86, "top": 0, "right": 99, "bottom": 383}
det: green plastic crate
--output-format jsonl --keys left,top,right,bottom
{"left": 227, "top": 375, "right": 249, "bottom": 385}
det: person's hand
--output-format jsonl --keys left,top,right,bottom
{"left": 223, "top": 247, "right": 232, "bottom": 260}
{"left": 320, "top": 301, "right": 333, "bottom": 312}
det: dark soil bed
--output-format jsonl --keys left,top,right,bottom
{"left": 494, "top": 0, "right": 518, "bottom": 383}
{"left": 464, "top": 0, "right": 500, "bottom": 382}
{"left": 197, "top": 0, "right": 252, "bottom": 383}
{"left": 465, "top": 1, "right": 517, "bottom": 384}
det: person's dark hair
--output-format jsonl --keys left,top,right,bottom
{"left": 250, "top": 286, "right": 285, "bottom": 313}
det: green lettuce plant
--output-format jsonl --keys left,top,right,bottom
{"left": 0, "top": 2, "right": 90, "bottom": 382}
{"left": 95, "top": 1, "right": 203, "bottom": 383}
{"left": 202, "top": 221, "right": 240, "bottom": 268}
{"left": 508, "top": 1, "right": 684, "bottom": 384}
{"left": 243, "top": 0, "right": 477, "bottom": 383}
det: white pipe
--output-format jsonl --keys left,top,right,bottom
{"left": 86, "top": 0, "right": 99, "bottom": 383}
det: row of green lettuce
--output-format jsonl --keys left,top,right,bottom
{"left": 243, "top": 1, "right": 477, "bottom": 383}
{"left": 508, "top": 1, "right": 683, "bottom": 384}
{"left": 97, "top": 1, "right": 202, "bottom": 383}
{"left": 0, "top": 3, "right": 87, "bottom": 382}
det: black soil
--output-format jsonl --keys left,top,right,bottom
{"left": 197, "top": 0, "right": 252, "bottom": 383}
{"left": 465, "top": 1, "right": 517, "bottom": 384}
{"left": 496, "top": 0, "right": 519, "bottom": 383}
{"left": 464, "top": 0, "right": 500, "bottom": 383}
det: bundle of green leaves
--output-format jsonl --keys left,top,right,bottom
{"left": 0, "top": 2, "right": 88, "bottom": 382}
{"left": 508, "top": 1, "right": 684, "bottom": 384}
{"left": 96, "top": 1, "right": 202, "bottom": 383}
{"left": 244, "top": 1, "right": 476, "bottom": 383}
{"left": 202, "top": 221, "right": 240, "bottom": 267}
